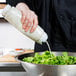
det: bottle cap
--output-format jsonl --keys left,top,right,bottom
{"left": 2, "top": 4, "right": 11, "bottom": 16}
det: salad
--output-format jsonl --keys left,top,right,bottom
{"left": 23, "top": 51, "right": 76, "bottom": 65}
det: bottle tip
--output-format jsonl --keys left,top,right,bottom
{"left": 2, "top": 4, "right": 11, "bottom": 16}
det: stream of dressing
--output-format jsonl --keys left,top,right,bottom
{"left": 46, "top": 41, "right": 51, "bottom": 52}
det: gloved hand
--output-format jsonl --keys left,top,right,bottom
{"left": 16, "top": 3, "right": 38, "bottom": 33}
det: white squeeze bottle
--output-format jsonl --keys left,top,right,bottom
{"left": 2, "top": 4, "right": 48, "bottom": 44}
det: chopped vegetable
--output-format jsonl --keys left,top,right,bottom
{"left": 22, "top": 51, "right": 76, "bottom": 65}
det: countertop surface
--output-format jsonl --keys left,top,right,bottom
{"left": 0, "top": 49, "right": 34, "bottom": 71}
{"left": 0, "top": 49, "right": 34, "bottom": 62}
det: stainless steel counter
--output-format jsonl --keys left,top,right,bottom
{"left": 0, "top": 62, "right": 20, "bottom": 67}
{"left": 0, "top": 72, "right": 27, "bottom": 76}
{"left": 0, "top": 62, "right": 27, "bottom": 76}
{"left": 0, "top": 62, "right": 25, "bottom": 71}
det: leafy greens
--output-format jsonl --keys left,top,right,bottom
{"left": 23, "top": 51, "right": 76, "bottom": 65}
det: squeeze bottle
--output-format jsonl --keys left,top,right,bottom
{"left": 2, "top": 5, "right": 48, "bottom": 44}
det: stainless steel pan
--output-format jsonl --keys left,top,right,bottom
{"left": 15, "top": 52, "right": 76, "bottom": 76}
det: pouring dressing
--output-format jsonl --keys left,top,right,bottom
{"left": 2, "top": 4, "right": 51, "bottom": 51}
